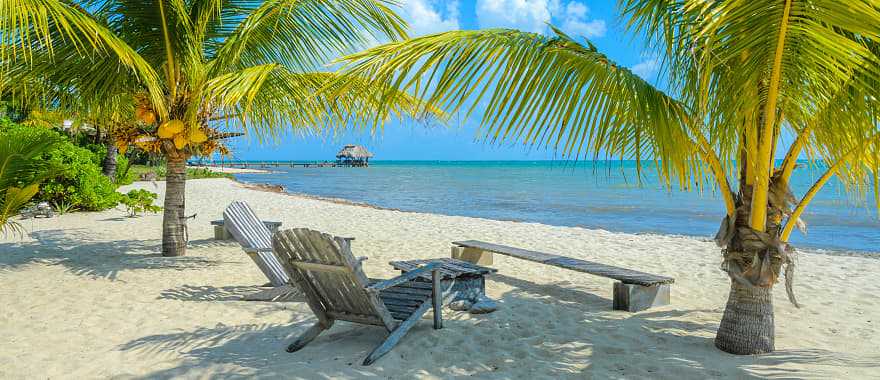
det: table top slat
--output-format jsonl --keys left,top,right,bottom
{"left": 389, "top": 258, "right": 496, "bottom": 281}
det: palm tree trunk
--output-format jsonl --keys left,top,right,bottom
{"left": 162, "top": 155, "right": 187, "bottom": 256}
{"left": 715, "top": 278, "right": 775, "bottom": 354}
{"left": 102, "top": 140, "right": 118, "bottom": 181}
{"left": 713, "top": 174, "right": 793, "bottom": 355}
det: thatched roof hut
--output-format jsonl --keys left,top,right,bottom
{"left": 336, "top": 144, "right": 373, "bottom": 166}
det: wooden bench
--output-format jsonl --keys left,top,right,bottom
{"left": 452, "top": 240, "right": 674, "bottom": 312}
{"left": 211, "top": 219, "right": 282, "bottom": 240}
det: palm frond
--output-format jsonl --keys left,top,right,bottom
{"left": 621, "top": 0, "right": 880, "bottom": 168}
{"left": 211, "top": 70, "right": 445, "bottom": 142}
{"left": 211, "top": 0, "right": 408, "bottom": 74}
{"left": 1, "top": 0, "right": 168, "bottom": 118}
{"left": 339, "top": 28, "right": 703, "bottom": 188}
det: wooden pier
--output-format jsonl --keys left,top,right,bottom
{"left": 194, "top": 145, "right": 374, "bottom": 169}
{"left": 191, "top": 161, "right": 362, "bottom": 169}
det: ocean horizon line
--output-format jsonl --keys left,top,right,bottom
{"left": 194, "top": 158, "right": 822, "bottom": 164}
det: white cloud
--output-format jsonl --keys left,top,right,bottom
{"left": 631, "top": 57, "right": 659, "bottom": 80}
{"left": 476, "top": 0, "right": 605, "bottom": 38}
{"left": 400, "top": 0, "right": 460, "bottom": 36}
{"left": 560, "top": 2, "right": 606, "bottom": 38}
{"left": 476, "top": 0, "right": 557, "bottom": 33}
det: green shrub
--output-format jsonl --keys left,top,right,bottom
{"left": 81, "top": 142, "right": 134, "bottom": 184}
{"left": 81, "top": 142, "right": 106, "bottom": 166}
{"left": 0, "top": 121, "right": 119, "bottom": 211}
{"left": 119, "top": 189, "right": 161, "bottom": 217}
{"left": 39, "top": 143, "right": 120, "bottom": 211}
{"left": 115, "top": 154, "right": 136, "bottom": 185}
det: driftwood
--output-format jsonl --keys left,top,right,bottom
{"left": 272, "top": 228, "right": 446, "bottom": 365}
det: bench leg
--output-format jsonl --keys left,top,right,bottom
{"left": 214, "top": 225, "right": 234, "bottom": 240}
{"left": 213, "top": 225, "right": 225, "bottom": 240}
{"left": 613, "top": 282, "right": 671, "bottom": 312}
{"left": 451, "top": 247, "right": 493, "bottom": 265}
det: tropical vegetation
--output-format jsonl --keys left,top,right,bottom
{"left": 1, "top": 120, "right": 121, "bottom": 212}
{"left": 0, "top": 122, "right": 61, "bottom": 235}
{"left": 337, "top": 0, "right": 880, "bottom": 354}
{"left": 3, "top": 0, "right": 438, "bottom": 256}
{"left": 128, "top": 164, "right": 231, "bottom": 181}
{"left": 119, "top": 189, "right": 162, "bottom": 217}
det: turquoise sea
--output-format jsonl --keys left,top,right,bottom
{"left": 230, "top": 160, "right": 879, "bottom": 253}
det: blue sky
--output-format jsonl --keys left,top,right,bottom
{"left": 230, "top": 0, "right": 665, "bottom": 161}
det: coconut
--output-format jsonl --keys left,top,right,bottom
{"left": 159, "top": 119, "right": 185, "bottom": 136}
{"left": 173, "top": 134, "right": 188, "bottom": 150}
{"left": 190, "top": 128, "right": 208, "bottom": 143}
{"left": 166, "top": 120, "right": 185, "bottom": 133}
{"left": 140, "top": 111, "right": 156, "bottom": 125}
{"left": 157, "top": 124, "right": 175, "bottom": 138}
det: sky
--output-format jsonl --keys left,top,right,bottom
{"left": 228, "top": 0, "right": 670, "bottom": 161}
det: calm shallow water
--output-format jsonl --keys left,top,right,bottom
{"left": 232, "top": 160, "right": 879, "bottom": 253}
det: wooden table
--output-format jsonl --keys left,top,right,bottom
{"left": 388, "top": 258, "right": 496, "bottom": 305}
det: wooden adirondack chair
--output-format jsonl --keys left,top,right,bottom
{"left": 223, "top": 201, "right": 294, "bottom": 301}
{"left": 272, "top": 228, "right": 445, "bottom": 365}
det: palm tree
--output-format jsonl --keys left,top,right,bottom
{"left": 3, "top": 0, "right": 437, "bottom": 256}
{"left": 336, "top": 1, "right": 880, "bottom": 354}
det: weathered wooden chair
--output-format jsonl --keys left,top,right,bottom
{"left": 272, "top": 228, "right": 445, "bottom": 365}
{"left": 223, "top": 201, "right": 295, "bottom": 301}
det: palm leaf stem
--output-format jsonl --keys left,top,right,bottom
{"left": 751, "top": 0, "right": 794, "bottom": 231}
{"left": 157, "top": 0, "right": 177, "bottom": 99}
{"left": 781, "top": 131, "right": 880, "bottom": 240}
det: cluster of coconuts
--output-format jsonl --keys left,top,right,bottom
{"left": 131, "top": 104, "right": 208, "bottom": 152}
{"left": 156, "top": 119, "right": 208, "bottom": 150}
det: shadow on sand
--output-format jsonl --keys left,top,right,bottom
{"left": 0, "top": 229, "right": 227, "bottom": 281}
{"left": 4, "top": 228, "right": 872, "bottom": 378}
{"left": 115, "top": 273, "right": 877, "bottom": 379}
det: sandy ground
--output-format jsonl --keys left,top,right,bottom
{"left": 1, "top": 178, "right": 878, "bottom": 379}
{"left": 188, "top": 165, "right": 270, "bottom": 174}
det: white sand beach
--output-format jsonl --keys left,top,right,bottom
{"left": 1, "top": 178, "right": 878, "bottom": 379}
